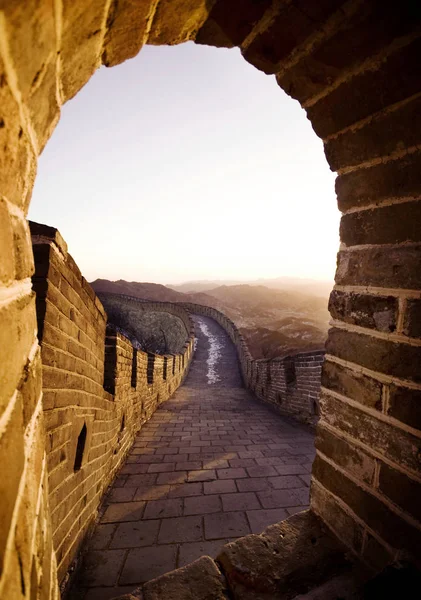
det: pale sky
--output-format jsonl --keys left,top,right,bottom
{"left": 29, "top": 43, "right": 339, "bottom": 284}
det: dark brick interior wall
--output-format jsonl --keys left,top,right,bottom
{"left": 30, "top": 223, "right": 195, "bottom": 582}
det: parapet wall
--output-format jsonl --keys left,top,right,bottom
{"left": 30, "top": 222, "right": 195, "bottom": 585}
{"left": 180, "top": 303, "right": 325, "bottom": 426}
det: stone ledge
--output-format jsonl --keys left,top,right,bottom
{"left": 110, "top": 511, "right": 353, "bottom": 600}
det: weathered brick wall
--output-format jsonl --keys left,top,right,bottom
{"left": 30, "top": 222, "right": 195, "bottom": 585}
{"left": 1, "top": 2, "right": 420, "bottom": 596}
{"left": 181, "top": 302, "right": 324, "bottom": 426}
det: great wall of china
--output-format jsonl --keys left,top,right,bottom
{"left": 1, "top": 2, "right": 420, "bottom": 599}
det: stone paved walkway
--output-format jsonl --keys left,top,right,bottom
{"left": 72, "top": 316, "right": 315, "bottom": 600}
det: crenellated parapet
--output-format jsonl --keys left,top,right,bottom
{"left": 29, "top": 221, "right": 195, "bottom": 584}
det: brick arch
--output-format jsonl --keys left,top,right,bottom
{"left": 1, "top": 1, "right": 420, "bottom": 597}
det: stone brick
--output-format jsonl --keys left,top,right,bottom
{"left": 0, "top": 395, "right": 25, "bottom": 576}
{"left": 388, "top": 384, "right": 421, "bottom": 431}
{"left": 320, "top": 392, "right": 421, "bottom": 473}
{"left": 0, "top": 292, "right": 37, "bottom": 417}
{"left": 142, "top": 556, "right": 227, "bottom": 600}
{"left": 0, "top": 200, "right": 15, "bottom": 284}
{"left": 329, "top": 290, "right": 398, "bottom": 332}
{"left": 315, "top": 424, "right": 375, "bottom": 485}
{"left": 60, "top": 0, "right": 109, "bottom": 101}
{"left": 243, "top": 0, "right": 344, "bottom": 74}
{"left": 326, "top": 327, "right": 421, "bottom": 383}
{"left": 361, "top": 532, "right": 394, "bottom": 572}
{"left": 403, "top": 299, "right": 421, "bottom": 338}
{"left": 340, "top": 201, "right": 421, "bottom": 247}
{"left": 321, "top": 359, "right": 382, "bottom": 411}
{"left": 102, "top": 0, "right": 155, "bottom": 67}
{"left": 335, "top": 246, "right": 421, "bottom": 289}
{"left": 310, "top": 481, "right": 364, "bottom": 556}
{"left": 312, "top": 455, "right": 421, "bottom": 560}
{"left": 378, "top": 462, "right": 421, "bottom": 522}
{"left": 0, "top": 56, "right": 36, "bottom": 208}
{"left": 325, "top": 94, "right": 421, "bottom": 171}
{"left": 277, "top": 1, "right": 420, "bottom": 105}
{"left": 196, "top": 0, "right": 271, "bottom": 48}
{"left": 217, "top": 511, "right": 347, "bottom": 599}
{"left": 308, "top": 37, "right": 421, "bottom": 139}
{"left": 147, "top": 0, "right": 213, "bottom": 45}
{"left": 336, "top": 151, "right": 421, "bottom": 212}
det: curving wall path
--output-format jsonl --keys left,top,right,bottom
{"left": 70, "top": 315, "right": 314, "bottom": 599}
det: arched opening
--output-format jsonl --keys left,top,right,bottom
{"left": 1, "top": 3, "right": 420, "bottom": 598}
{"left": 73, "top": 424, "right": 87, "bottom": 472}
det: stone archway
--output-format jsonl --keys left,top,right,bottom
{"left": 0, "top": 1, "right": 420, "bottom": 598}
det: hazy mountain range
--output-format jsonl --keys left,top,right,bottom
{"left": 90, "top": 278, "right": 332, "bottom": 359}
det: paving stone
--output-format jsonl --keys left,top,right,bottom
{"left": 187, "top": 469, "right": 217, "bottom": 482}
{"left": 143, "top": 498, "right": 183, "bottom": 520}
{"left": 229, "top": 458, "right": 257, "bottom": 468}
{"left": 287, "top": 506, "right": 309, "bottom": 516}
{"left": 133, "top": 485, "right": 170, "bottom": 501}
{"left": 204, "top": 479, "right": 236, "bottom": 495}
{"left": 168, "top": 483, "right": 203, "bottom": 498}
{"left": 80, "top": 549, "right": 126, "bottom": 587}
{"left": 203, "top": 458, "right": 229, "bottom": 469}
{"left": 204, "top": 512, "right": 250, "bottom": 539}
{"left": 101, "top": 502, "right": 146, "bottom": 524}
{"left": 300, "top": 473, "right": 312, "bottom": 487}
{"left": 178, "top": 539, "right": 234, "bottom": 567}
{"left": 184, "top": 495, "right": 221, "bottom": 515}
{"left": 108, "top": 488, "right": 136, "bottom": 503}
{"left": 147, "top": 463, "right": 175, "bottom": 473}
{"left": 120, "top": 545, "right": 177, "bottom": 585}
{"left": 121, "top": 464, "right": 150, "bottom": 475}
{"left": 221, "top": 492, "right": 260, "bottom": 512}
{"left": 175, "top": 461, "right": 202, "bottom": 471}
{"left": 246, "top": 465, "right": 278, "bottom": 478}
{"left": 158, "top": 515, "right": 203, "bottom": 544}
{"left": 274, "top": 464, "right": 309, "bottom": 476}
{"left": 216, "top": 468, "right": 247, "bottom": 479}
{"left": 142, "top": 556, "right": 227, "bottom": 600}
{"left": 156, "top": 471, "right": 187, "bottom": 485}
{"left": 88, "top": 524, "right": 116, "bottom": 550}
{"left": 126, "top": 474, "right": 158, "bottom": 487}
{"left": 110, "top": 520, "right": 160, "bottom": 549}
{"left": 268, "top": 476, "right": 306, "bottom": 489}
{"left": 257, "top": 488, "right": 310, "bottom": 509}
{"left": 246, "top": 508, "right": 288, "bottom": 534}
{"left": 237, "top": 477, "right": 272, "bottom": 492}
